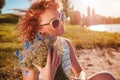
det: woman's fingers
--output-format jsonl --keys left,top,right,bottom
{"left": 52, "top": 49, "right": 57, "bottom": 65}
{"left": 56, "top": 56, "right": 61, "bottom": 68}
{"left": 46, "top": 49, "right": 61, "bottom": 69}
{"left": 52, "top": 49, "right": 61, "bottom": 69}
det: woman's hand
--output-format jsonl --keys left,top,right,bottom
{"left": 33, "top": 49, "right": 61, "bottom": 80}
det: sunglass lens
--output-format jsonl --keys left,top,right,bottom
{"left": 52, "top": 19, "right": 59, "bottom": 28}
{"left": 61, "top": 12, "right": 66, "bottom": 21}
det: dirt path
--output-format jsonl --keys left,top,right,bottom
{"left": 75, "top": 47, "right": 120, "bottom": 80}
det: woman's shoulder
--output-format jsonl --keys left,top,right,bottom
{"left": 58, "top": 37, "right": 72, "bottom": 46}
{"left": 58, "top": 37, "right": 70, "bottom": 42}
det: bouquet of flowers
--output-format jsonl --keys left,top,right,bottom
{"left": 14, "top": 32, "right": 68, "bottom": 80}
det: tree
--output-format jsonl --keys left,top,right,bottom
{"left": 0, "top": 0, "right": 5, "bottom": 14}
{"left": 61, "top": 0, "right": 73, "bottom": 18}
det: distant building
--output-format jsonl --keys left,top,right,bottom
{"left": 70, "top": 11, "right": 81, "bottom": 25}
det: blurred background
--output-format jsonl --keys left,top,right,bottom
{"left": 0, "top": 0, "right": 120, "bottom": 80}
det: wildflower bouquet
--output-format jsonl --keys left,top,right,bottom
{"left": 15, "top": 32, "right": 68, "bottom": 80}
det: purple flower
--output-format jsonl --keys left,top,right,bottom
{"left": 35, "top": 33, "right": 43, "bottom": 41}
{"left": 19, "top": 54, "right": 24, "bottom": 62}
{"left": 23, "top": 70, "right": 29, "bottom": 76}
{"left": 14, "top": 49, "right": 19, "bottom": 57}
{"left": 24, "top": 40, "right": 31, "bottom": 50}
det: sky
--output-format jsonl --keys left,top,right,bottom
{"left": 2, "top": 0, "right": 120, "bottom": 18}
{"left": 2, "top": 0, "right": 31, "bottom": 13}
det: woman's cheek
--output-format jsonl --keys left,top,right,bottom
{"left": 56, "top": 26, "right": 65, "bottom": 36}
{"left": 39, "top": 27, "right": 54, "bottom": 35}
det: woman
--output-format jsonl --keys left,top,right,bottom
{"left": 16, "top": 0, "right": 116, "bottom": 80}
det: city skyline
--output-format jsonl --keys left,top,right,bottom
{"left": 70, "top": 0, "right": 120, "bottom": 18}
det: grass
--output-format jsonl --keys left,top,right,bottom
{"left": 0, "top": 23, "right": 22, "bottom": 80}
{"left": 0, "top": 14, "right": 19, "bottom": 23}
{"left": 0, "top": 22, "right": 120, "bottom": 79}
{"left": 63, "top": 25, "right": 120, "bottom": 49}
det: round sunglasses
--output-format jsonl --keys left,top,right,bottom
{"left": 40, "top": 12, "right": 66, "bottom": 29}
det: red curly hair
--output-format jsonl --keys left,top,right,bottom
{"left": 16, "top": 0, "right": 59, "bottom": 42}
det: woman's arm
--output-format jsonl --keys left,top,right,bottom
{"left": 65, "top": 39, "right": 82, "bottom": 76}
{"left": 65, "top": 39, "right": 86, "bottom": 79}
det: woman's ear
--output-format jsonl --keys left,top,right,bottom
{"left": 28, "top": 10, "right": 34, "bottom": 17}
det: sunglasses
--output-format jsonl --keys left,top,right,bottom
{"left": 40, "top": 12, "right": 66, "bottom": 29}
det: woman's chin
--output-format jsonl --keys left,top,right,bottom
{"left": 57, "top": 32, "right": 64, "bottom": 36}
